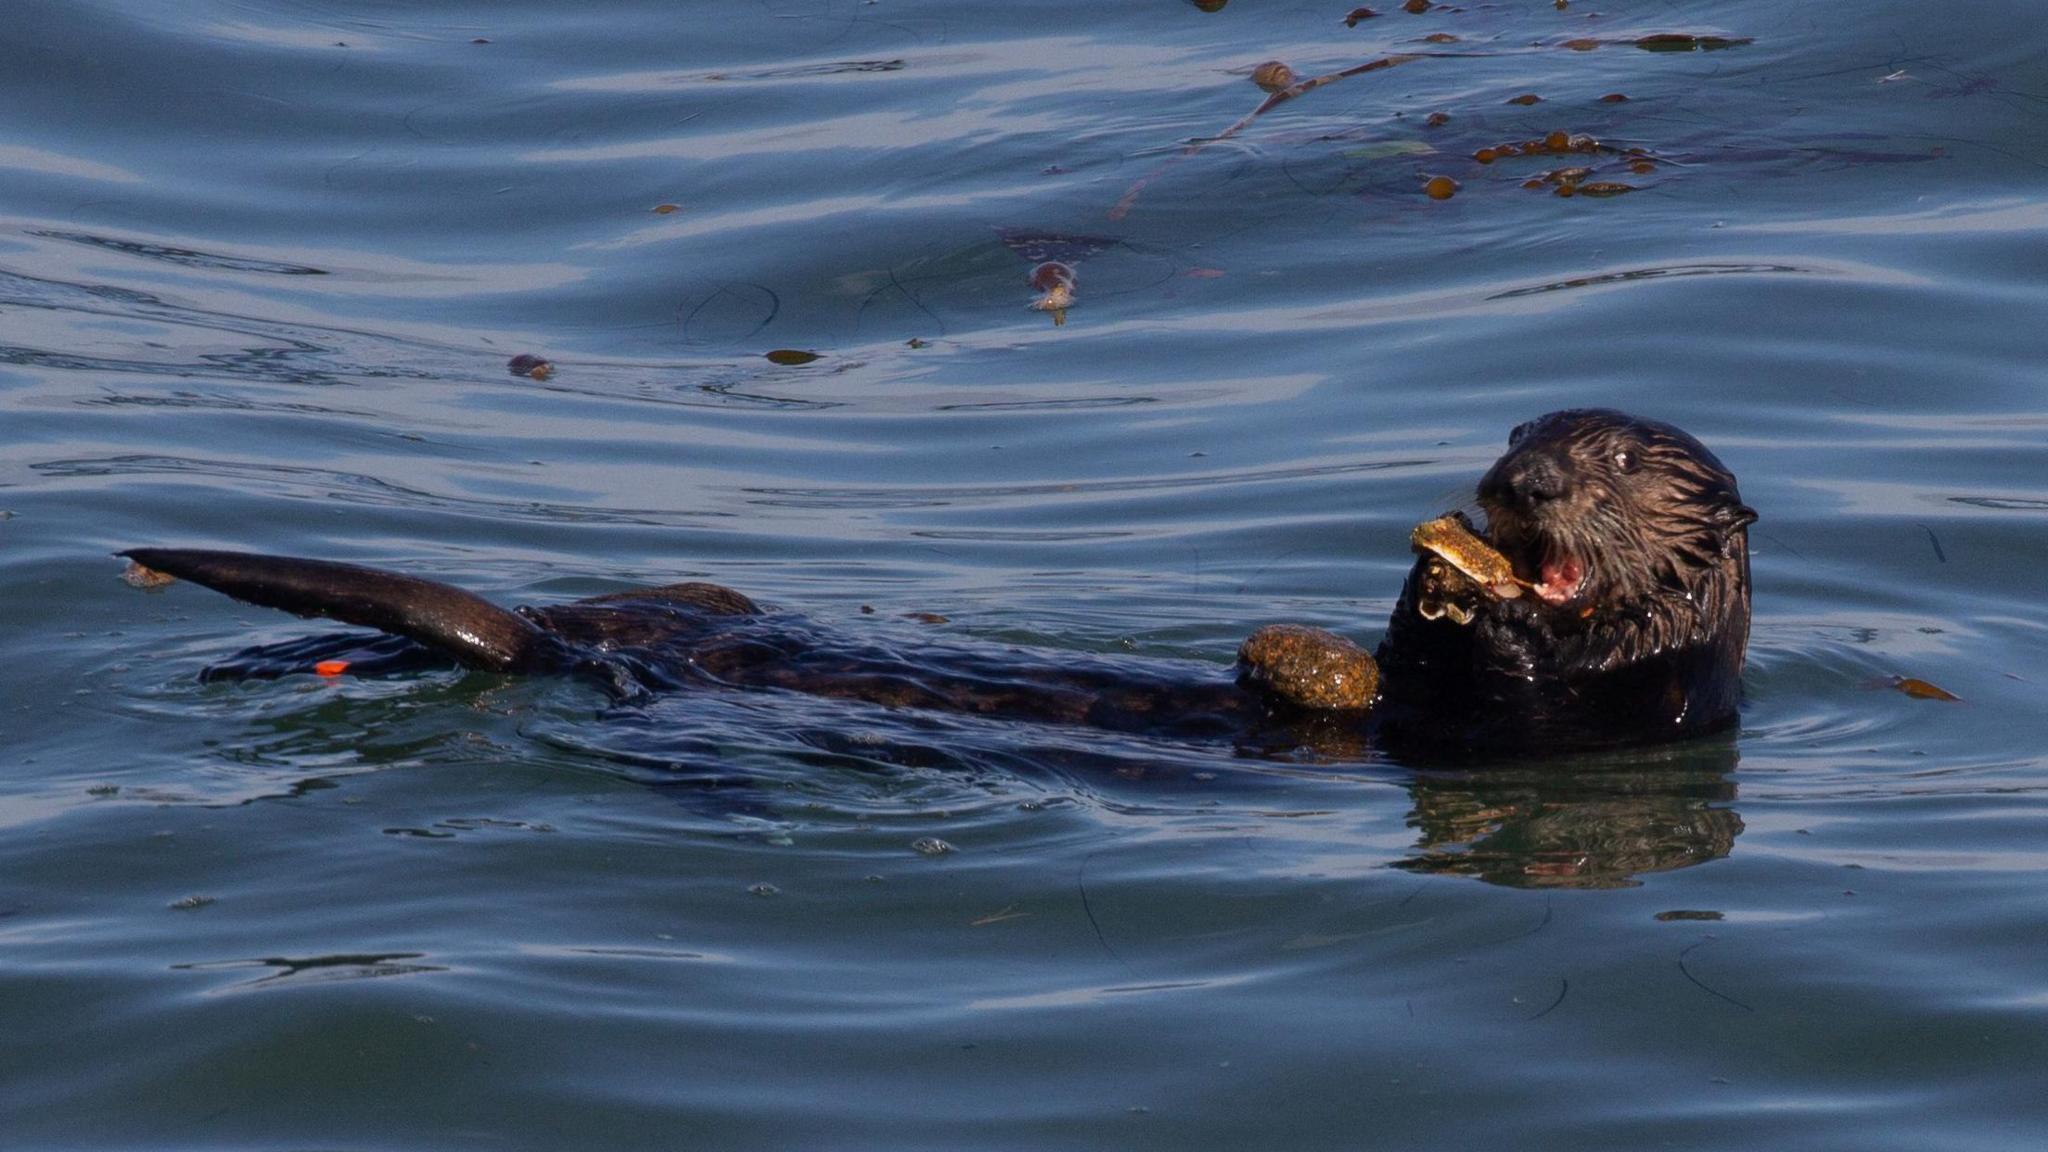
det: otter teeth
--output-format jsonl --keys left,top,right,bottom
{"left": 1535, "top": 552, "right": 1586, "bottom": 605}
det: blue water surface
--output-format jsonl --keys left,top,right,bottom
{"left": 4, "top": 1, "right": 2047, "bottom": 1148}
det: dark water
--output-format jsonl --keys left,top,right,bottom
{"left": 5, "top": 1, "right": 2048, "bottom": 1147}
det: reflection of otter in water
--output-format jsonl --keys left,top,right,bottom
{"left": 1394, "top": 741, "right": 1745, "bottom": 889}
{"left": 118, "top": 409, "right": 1753, "bottom": 760}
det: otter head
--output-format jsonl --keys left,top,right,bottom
{"left": 1476, "top": 409, "right": 1756, "bottom": 609}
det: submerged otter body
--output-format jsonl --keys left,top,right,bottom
{"left": 121, "top": 409, "right": 1754, "bottom": 759}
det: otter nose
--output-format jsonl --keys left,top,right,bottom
{"left": 1484, "top": 453, "right": 1569, "bottom": 507}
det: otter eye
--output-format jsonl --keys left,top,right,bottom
{"left": 1614, "top": 448, "right": 1639, "bottom": 474}
{"left": 1509, "top": 422, "right": 1530, "bottom": 446}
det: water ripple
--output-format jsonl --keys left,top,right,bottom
{"left": 740, "top": 457, "right": 1431, "bottom": 509}
{"left": 33, "top": 453, "right": 737, "bottom": 526}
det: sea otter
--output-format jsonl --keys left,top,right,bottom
{"left": 118, "top": 409, "right": 1754, "bottom": 759}
{"left": 1371, "top": 408, "right": 1756, "bottom": 754}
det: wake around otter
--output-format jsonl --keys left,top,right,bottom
{"left": 120, "top": 409, "right": 1755, "bottom": 759}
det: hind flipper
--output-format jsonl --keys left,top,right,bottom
{"left": 120, "top": 548, "right": 557, "bottom": 673}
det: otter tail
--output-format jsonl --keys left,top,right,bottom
{"left": 119, "top": 548, "right": 557, "bottom": 673}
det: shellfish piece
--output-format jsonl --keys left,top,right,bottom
{"left": 1410, "top": 514, "right": 1523, "bottom": 598}
{"left": 1237, "top": 624, "right": 1379, "bottom": 711}
{"left": 1415, "top": 558, "right": 1479, "bottom": 624}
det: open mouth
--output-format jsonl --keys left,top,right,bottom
{"left": 1533, "top": 549, "right": 1586, "bottom": 605}
{"left": 1476, "top": 508, "right": 1588, "bottom": 607}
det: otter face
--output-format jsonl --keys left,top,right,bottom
{"left": 1476, "top": 409, "right": 1756, "bottom": 608}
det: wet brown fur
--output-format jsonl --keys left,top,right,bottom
{"left": 123, "top": 410, "right": 1754, "bottom": 759}
{"left": 1374, "top": 409, "right": 1755, "bottom": 753}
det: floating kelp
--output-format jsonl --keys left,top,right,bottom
{"left": 1474, "top": 130, "right": 1604, "bottom": 162}
{"left": 1028, "top": 261, "right": 1076, "bottom": 323}
{"left": 996, "top": 228, "right": 1119, "bottom": 266}
{"left": 1461, "top": 130, "right": 1660, "bottom": 199}
{"left": 1528, "top": 33, "right": 1751, "bottom": 52}
{"left": 1106, "top": 12, "right": 1768, "bottom": 219}
{"left": 1890, "top": 676, "right": 1962, "bottom": 702}
{"left": 507, "top": 353, "right": 554, "bottom": 380}
{"left": 701, "top": 59, "right": 907, "bottom": 81}
{"left": 1250, "top": 60, "right": 1298, "bottom": 91}
{"left": 121, "top": 559, "right": 176, "bottom": 589}
{"left": 994, "top": 230, "right": 1119, "bottom": 325}
{"left": 1635, "top": 33, "right": 1752, "bottom": 52}
{"left": 1109, "top": 51, "right": 1432, "bottom": 220}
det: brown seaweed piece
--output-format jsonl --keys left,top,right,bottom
{"left": 1250, "top": 60, "right": 1298, "bottom": 92}
{"left": 1475, "top": 131, "right": 1604, "bottom": 163}
{"left": 121, "top": 559, "right": 176, "bottom": 589}
{"left": 1109, "top": 52, "right": 1432, "bottom": 221}
{"left": 1237, "top": 624, "right": 1379, "bottom": 710}
{"left": 1027, "top": 261, "right": 1077, "bottom": 324}
{"left": 1634, "top": 34, "right": 1752, "bottom": 52}
{"left": 1889, "top": 675, "right": 1961, "bottom": 702}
